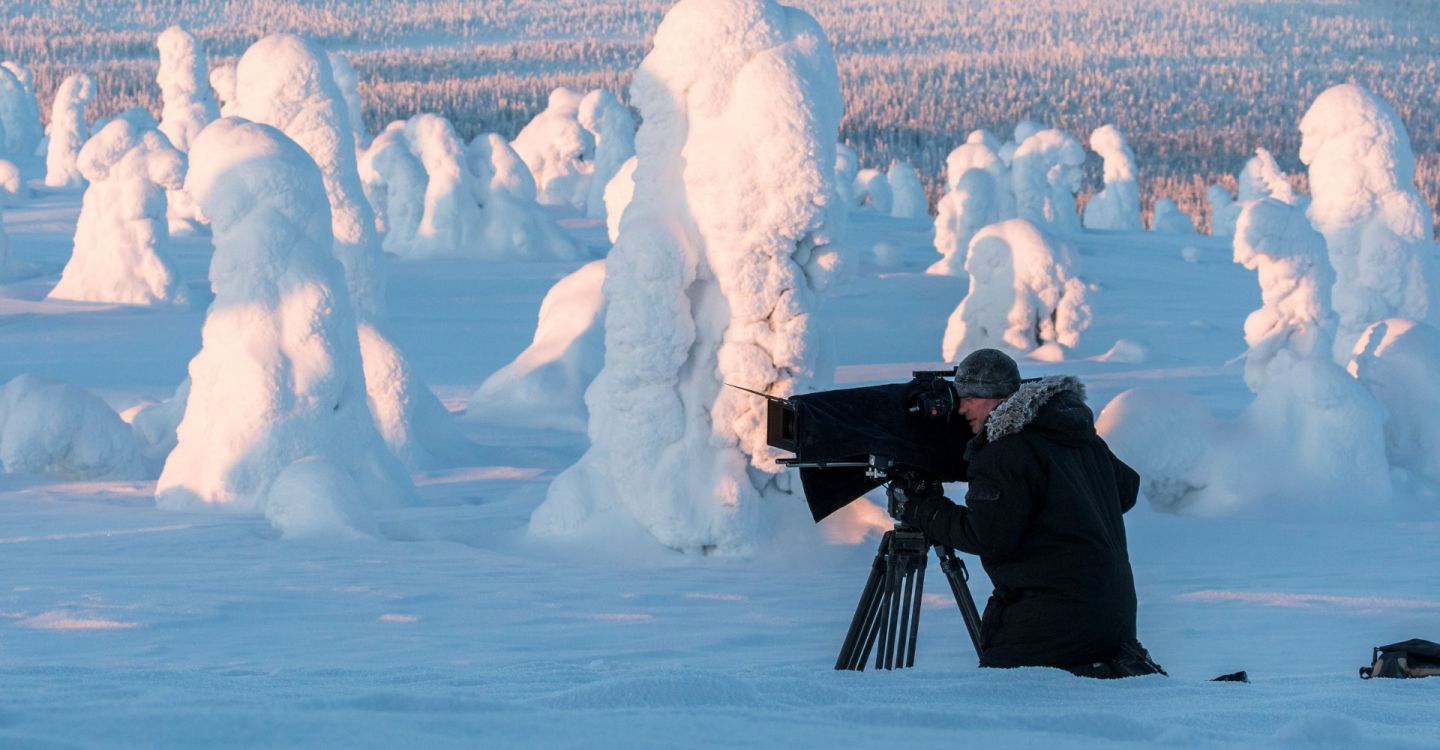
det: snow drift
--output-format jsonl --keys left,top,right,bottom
{"left": 468, "top": 260, "right": 606, "bottom": 433}
{"left": 0, "top": 374, "right": 144, "bottom": 481}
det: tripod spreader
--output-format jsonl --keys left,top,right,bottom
{"left": 834, "top": 524, "right": 985, "bottom": 671}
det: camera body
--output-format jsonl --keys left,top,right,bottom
{"left": 763, "top": 369, "right": 973, "bottom": 522}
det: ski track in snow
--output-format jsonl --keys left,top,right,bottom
{"left": 2, "top": 188, "right": 1439, "bottom": 747}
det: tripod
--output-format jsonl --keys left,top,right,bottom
{"left": 835, "top": 522, "right": 985, "bottom": 670}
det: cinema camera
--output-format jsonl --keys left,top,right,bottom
{"left": 733, "top": 370, "right": 986, "bottom": 671}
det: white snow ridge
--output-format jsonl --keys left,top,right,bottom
{"left": 534, "top": 0, "right": 845, "bottom": 554}
{"left": 156, "top": 117, "right": 413, "bottom": 523}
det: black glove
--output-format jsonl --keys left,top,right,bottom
{"left": 887, "top": 481, "right": 944, "bottom": 528}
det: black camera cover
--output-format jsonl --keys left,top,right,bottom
{"left": 781, "top": 381, "right": 974, "bottom": 521}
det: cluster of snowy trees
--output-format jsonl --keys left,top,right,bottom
{"left": 1100, "top": 84, "right": 1440, "bottom": 515}
{"left": 13, "top": 1, "right": 1437, "bottom": 235}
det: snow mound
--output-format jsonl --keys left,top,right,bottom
{"left": 264, "top": 456, "right": 378, "bottom": 540}
{"left": 535, "top": 0, "right": 844, "bottom": 553}
{"left": 1012, "top": 128, "right": 1084, "bottom": 233}
{"left": 941, "top": 218, "right": 1091, "bottom": 361}
{"left": 47, "top": 119, "right": 188, "bottom": 305}
{"left": 156, "top": 117, "right": 412, "bottom": 513}
{"left": 886, "top": 161, "right": 926, "bottom": 219}
{"left": 1299, "top": 84, "right": 1440, "bottom": 362}
{"left": 1348, "top": 319, "right": 1440, "bottom": 488}
{"left": 44, "top": 73, "right": 95, "bottom": 189}
{"left": 1096, "top": 387, "right": 1215, "bottom": 513}
{"left": 852, "top": 168, "right": 892, "bottom": 214}
{"left": 1150, "top": 198, "right": 1196, "bottom": 235}
{"left": 468, "top": 260, "right": 606, "bottom": 433}
{"left": 1082, "top": 124, "right": 1140, "bottom": 231}
{"left": 513, "top": 87, "right": 594, "bottom": 209}
{"left": 0, "top": 374, "right": 143, "bottom": 480}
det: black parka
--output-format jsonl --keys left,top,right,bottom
{"left": 918, "top": 375, "right": 1141, "bottom": 669}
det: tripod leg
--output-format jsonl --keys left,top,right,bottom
{"left": 895, "top": 559, "right": 916, "bottom": 669}
{"left": 881, "top": 548, "right": 904, "bottom": 670}
{"left": 859, "top": 560, "right": 893, "bottom": 670}
{"left": 905, "top": 556, "right": 927, "bottom": 668}
{"left": 835, "top": 536, "right": 889, "bottom": 671}
{"left": 935, "top": 545, "right": 985, "bottom": 662}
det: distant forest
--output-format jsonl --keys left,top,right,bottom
{"left": 5, "top": 0, "right": 1437, "bottom": 233}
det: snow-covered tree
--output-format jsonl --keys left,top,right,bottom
{"left": 232, "top": 34, "right": 466, "bottom": 470}
{"left": 0, "top": 64, "right": 42, "bottom": 158}
{"left": 834, "top": 143, "right": 859, "bottom": 208}
{"left": 157, "top": 117, "right": 412, "bottom": 522}
{"left": 1237, "top": 148, "right": 1297, "bottom": 205}
{"left": 328, "top": 52, "right": 368, "bottom": 149}
{"left": 468, "top": 260, "right": 606, "bottom": 433}
{"left": 1082, "top": 124, "right": 1140, "bottom": 230}
{"left": 466, "top": 131, "right": 582, "bottom": 260}
{"left": 0, "top": 159, "right": 24, "bottom": 204}
{"left": 1349, "top": 319, "right": 1440, "bottom": 490}
{"left": 887, "top": 161, "right": 926, "bottom": 219}
{"left": 404, "top": 113, "right": 482, "bottom": 258}
{"left": 358, "top": 123, "right": 426, "bottom": 255}
{"left": 1011, "top": 128, "right": 1084, "bottom": 233}
{"left": 44, "top": 73, "right": 95, "bottom": 188}
{"left": 155, "top": 26, "right": 218, "bottom": 153}
{"left": 941, "top": 218, "right": 1091, "bottom": 361}
{"left": 47, "top": 119, "right": 187, "bottom": 305}
{"left": 1208, "top": 183, "right": 1240, "bottom": 237}
{"left": 0, "top": 374, "right": 144, "bottom": 480}
{"left": 1299, "top": 84, "right": 1440, "bottom": 362}
{"left": 1233, "top": 198, "right": 1336, "bottom": 391}
{"left": 999, "top": 119, "right": 1045, "bottom": 165}
{"left": 946, "top": 135, "right": 1013, "bottom": 217}
{"left": 579, "top": 89, "right": 636, "bottom": 221}
{"left": 1150, "top": 198, "right": 1197, "bottom": 234}
{"left": 535, "top": 0, "right": 845, "bottom": 553}
{"left": 512, "top": 87, "right": 594, "bottom": 209}
{"left": 852, "top": 168, "right": 892, "bottom": 213}
{"left": 209, "top": 63, "right": 237, "bottom": 117}
{"left": 603, "top": 155, "right": 636, "bottom": 243}
{"left": 927, "top": 167, "right": 998, "bottom": 276}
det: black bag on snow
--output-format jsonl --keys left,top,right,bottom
{"left": 1359, "top": 639, "right": 1440, "bottom": 679}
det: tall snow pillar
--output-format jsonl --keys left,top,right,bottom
{"left": 533, "top": 0, "right": 846, "bottom": 553}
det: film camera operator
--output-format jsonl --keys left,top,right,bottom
{"left": 890, "top": 349, "right": 1165, "bottom": 678}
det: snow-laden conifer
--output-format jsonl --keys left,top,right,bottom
{"left": 0, "top": 64, "right": 42, "bottom": 158}
{"left": 535, "top": 0, "right": 845, "bottom": 553}
{"left": 512, "top": 87, "right": 594, "bottom": 209}
{"left": 1082, "top": 125, "right": 1140, "bottom": 231}
{"left": 1011, "top": 129, "right": 1084, "bottom": 233}
{"left": 1299, "top": 84, "right": 1440, "bottom": 362}
{"left": 941, "top": 218, "right": 1091, "bottom": 361}
{"left": 44, "top": 73, "right": 95, "bottom": 189}
{"left": 579, "top": 89, "right": 635, "bottom": 221}
{"left": 1150, "top": 198, "right": 1197, "bottom": 234}
{"left": 155, "top": 26, "right": 218, "bottom": 153}
{"left": 156, "top": 117, "right": 412, "bottom": 519}
{"left": 887, "top": 161, "right": 927, "bottom": 219}
{"left": 47, "top": 119, "right": 187, "bottom": 305}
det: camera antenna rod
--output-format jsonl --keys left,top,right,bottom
{"left": 724, "top": 382, "right": 789, "bottom": 404}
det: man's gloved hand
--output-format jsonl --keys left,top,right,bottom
{"left": 886, "top": 481, "right": 944, "bottom": 529}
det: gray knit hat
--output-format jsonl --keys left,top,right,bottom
{"left": 952, "top": 349, "right": 1021, "bottom": 398}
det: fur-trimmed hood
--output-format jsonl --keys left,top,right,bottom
{"left": 983, "top": 375, "right": 1088, "bottom": 442}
